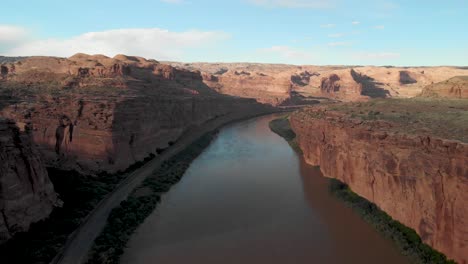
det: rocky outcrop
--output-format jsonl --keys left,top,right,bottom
{"left": 290, "top": 107, "right": 468, "bottom": 264}
{"left": 399, "top": 70, "right": 418, "bottom": 84}
{"left": 0, "top": 54, "right": 272, "bottom": 174}
{"left": 201, "top": 69, "right": 293, "bottom": 105}
{"left": 319, "top": 69, "right": 366, "bottom": 101}
{"left": 0, "top": 118, "right": 58, "bottom": 243}
{"left": 421, "top": 76, "right": 468, "bottom": 99}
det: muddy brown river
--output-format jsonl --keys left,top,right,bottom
{"left": 122, "top": 115, "right": 410, "bottom": 264}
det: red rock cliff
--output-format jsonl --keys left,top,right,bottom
{"left": 0, "top": 54, "right": 272, "bottom": 174}
{"left": 0, "top": 118, "right": 58, "bottom": 243}
{"left": 290, "top": 107, "right": 468, "bottom": 264}
{"left": 421, "top": 76, "right": 468, "bottom": 99}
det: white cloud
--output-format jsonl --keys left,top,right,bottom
{"left": 373, "top": 25, "right": 385, "bottom": 29}
{"left": 260, "top": 45, "right": 314, "bottom": 60}
{"left": 3, "top": 28, "right": 230, "bottom": 61}
{"left": 328, "top": 41, "right": 352, "bottom": 47}
{"left": 160, "top": 0, "right": 184, "bottom": 3}
{"left": 249, "top": 0, "right": 335, "bottom": 8}
{"left": 352, "top": 21, "right": 360, "bottom": 25}
{"left": 353, "top": 52, "right": 400, "bottom": 60}
{"left": 320, "top": 23, "right": 335, "bottom": 28}
{"left": 0, "top": 25, "right": 28, "bottom": 43}
{"left": 328, "top": 33, "right": 344, "bottom": 38}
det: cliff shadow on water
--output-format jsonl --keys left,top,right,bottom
{"left": 268, "top": 116, "right": 456, "bottom": 264}
{"left": 85, "top": 131, "right": 217, "bottom": 264}
{"left": 0, "top": 58, "right": 275, "bottom": 264}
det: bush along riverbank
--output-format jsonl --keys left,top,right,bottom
{"left": 86, "top": 131, "right": 217, "bottom": 264}
{"left": 268, "top": 115, "right": 302, "bottom": 153}
{"left": 268, "top": 116, "right": 455, "bottom": 264}
{"left": 329, "top": 180, "right": 455, "bottom": 264}
{"left": 0, "top": 153, "right": 156, "bottom": 264}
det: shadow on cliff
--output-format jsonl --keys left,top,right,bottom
{"left": 399, "top": 71, "right": 417, "bottom": 85}
{"left": 0, "top": 80, "right": 22, "bottom": 111}
{"left": 351, "top": 69, "right": 391, "bottom": 98}
{"left": 278, "top": 91, "right": 321, "bottom": 107}
{"left": 109, "top": 70, "right": 272, "bottom": 173}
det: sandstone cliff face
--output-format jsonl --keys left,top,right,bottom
{"left": 0, "top": 118, "right": 58, "bottom": 243}
{"left": 0, "top": 54, "right": 271, "bottom": 174}
{"left": 290, "top": 107, "right": 468, "bottom": 264}
{"left": 319, "top": 69, "right": 367, "bottom": 101}
{"left": 201, "top": 69, "right": 293, "bottom": 105}
{"left": 420, "top": 76, "right": 468, "bottom": 99}
{"left": 168, "top": 62, "right": 468, "bottom": 103}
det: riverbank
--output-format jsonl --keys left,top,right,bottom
{"left": 53, "top": 109, "right": 282, "bottom": 264}
{"left": 268, "top": 116, "right": 455, "bottom": 264}
{"left": 0, "top": 155, "right": 155, "bottom": 263}
{"left": 87, "top": 131, "right": 217, "bottom": 263}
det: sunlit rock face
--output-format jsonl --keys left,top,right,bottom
{"left": 0, "top": 54, "right": 271, "bottom": 174}
{"left": 290, "top": 107, "right": 468, "bottom": 264}
{"left": 420, "top": 76, "right": 468, "bottom": 99}
{"left": 167, "top": 62, "right": 468, "bottom": 104}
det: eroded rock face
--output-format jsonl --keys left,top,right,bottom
{"left": 421, "top": 76, "right": 468, "bottom": 99}
{"left": 319, "top": 70, "right": 366, "bottom": 101}
{"left": 201, "top": 69, "right": 293, "bottom": 105}
{"left": 290, "top": 108, "right": 468, "bottom": 263}
{"left": 399, "top": 70, "right": 418, "bottom": 84}
{"left": 0, "top": 54, "right": 272, "bottom": 174}
{"left": 0, "top": 118, "right": 58, "bottom": 243}
{"left": 168, "top": 62, "right": 468, "bottom": 103}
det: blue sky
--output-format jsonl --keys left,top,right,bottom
{"left": 0, "top": 0, "right": 467, "bottom": 66}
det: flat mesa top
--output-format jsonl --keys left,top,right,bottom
{"left": 315, "top": 98, "right": 468, "bottom": 143}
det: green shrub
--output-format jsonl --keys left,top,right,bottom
{"left": 328, "top": 179, "right": 456, "bottom": 264}
{"left": 87, "top": 131, "right": 216, "bottom": 264}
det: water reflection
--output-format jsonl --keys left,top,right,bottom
{"left": 122, "top": 115, "right": 409, "bottom": 264}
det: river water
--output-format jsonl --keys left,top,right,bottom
{"left": 122, "top": 115, "right": 409, "bottom": 264}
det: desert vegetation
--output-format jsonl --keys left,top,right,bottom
{"left": 268, "top": 115, "right": 456, "bottom": 264}
{"left": 329, "top": 180, "right": 455, "bottom": 264}
{"left": 268, "top": 115, "right": 301, "bottom": 153}
{"left": 328, "top": 98, "right": 468, "bottom": 142}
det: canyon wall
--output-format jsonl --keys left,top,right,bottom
{"left": 168, "top": 62, "right": 468, "bottom": 104}
{"left": 0, "top": 118, "right": 58, "bottom": 243}
{"left": 202, "top": 69, "right": 293, "bottom": 105}
{"left": 0, "top": 54, "right": 272, "bottom": 241}
{"left": 290, "top": 107, "right": 468, "bottom": 263}
{"left": 0, "top": 54, "right": 271, "bottom": 174}
{"left": 0, "top": 95, "right": 265, "bottom": 174}
{"left": 421, "top": 76, "right": 468, "bottom": 99}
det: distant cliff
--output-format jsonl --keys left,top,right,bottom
{"left": 168, "top": 62, "right": 468, "bottom": 104}
{"left": 421, "top": 76, "right": 468, "bottom": 99}
{"left": 0, "top": 56, "right": 27, "bottom": 64}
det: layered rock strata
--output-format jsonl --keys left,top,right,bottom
{"left": 290, "top": 107, "right": 468, "bottom": 263}
{"left": 421, "top": 76, "right": 468, "bottom": 99}
{"left": 0, "top": 54, "right": 271, "bottom": 174}
{"left": 168, "top": 62, "right": 468, "bottom": 103}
